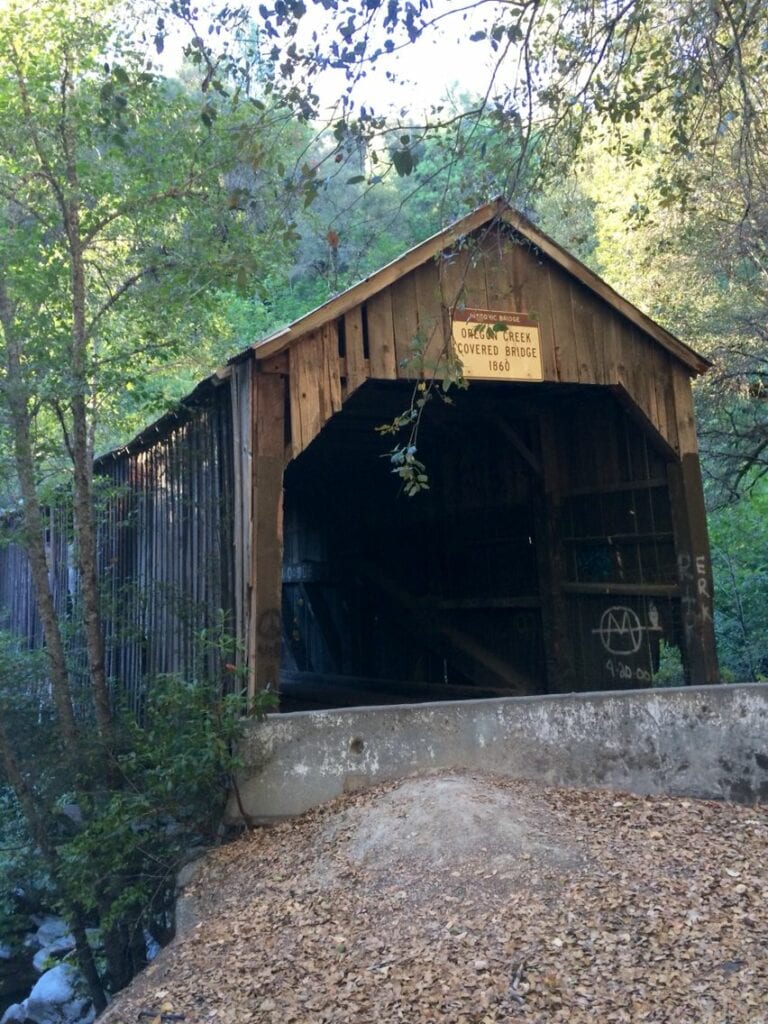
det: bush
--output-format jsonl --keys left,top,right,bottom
{"left": 0, "top": 646, "right": 275, "bottom": 994}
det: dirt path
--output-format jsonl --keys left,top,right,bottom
{"left": 102, "top": 771, "right": 768, "bottom": 1023}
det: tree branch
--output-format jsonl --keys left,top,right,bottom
{"left": 85, "top": 267, "right": 151, "bottom": 341}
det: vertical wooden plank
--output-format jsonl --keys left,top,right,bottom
{"left": 321, "top": 322, "right": 343, "bottom": 414}
{"left": 231, "top": 361, "right": 253, "bottom": 680}
{"left": 288, "top": 340, "right": 305, "bottom": 457}
{"left": 231, "top": 371, "right": 243, "bottom": 670}
{"left": 668, "top": 364, "right": 718, "bottom": 684}
{"left": 570, "top": 281, "right": 600, "bottom": 384}
{"left": 661, "top": 352, "right": 679, "bottom": 453}
{"left": 631, "top": 326, "right": 658, "bottom": 431}
{"left": 494, "top": 233, "right": 558, "bottom": 381}
{"left": 440, "top": 239, "right": 489, "bottom": 310}
{"left": 461, "top": 238, "right": 490, "bottom": 308}
{"left": 546, "top": 264, "right": 579, "bottom": 383}
{"left": 289, "top": 333, "right": 322, "bottom": 457}
{"left": 310, "top": 328, "right": 332, "bottom": 426}
{"left": 391, "top": 273, "right": 421, "bottom": 377}
{"left": 343, "top": 306, "right": 367, "bottom": 395}
{"left": 650, "top": 346, "right": 670, "bottom": 446}
{"left": 631, "top": 333, "right": 663, "bottom": 438}
{"left": 366, "top": 290, "right": 397, "bottom": 379}
{"left": 482, "top": 228, "right": 515, "bottom": 305}
{"left": 249, "top": 371, "right": 286, "bottom": 702}
{"left": 616, "top": 323, "right": 656, "bottom": 434}
{"left": 436, "top": 243, "right": 488, "bottom": 381}
{"left": 590, "top": 297, "right": 616, "bottom": 386}
{"left": 437, "top": 246, "right": 472, "bottom": 314}
{"left": 413, "top": 261, "right": 448, "bottom": 375}
{"left": 614, "top": 319, "right": 634, "bottom": 396}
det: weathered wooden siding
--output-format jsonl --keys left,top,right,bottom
{"left": 270, "top": 224, "right": 690, "bottom": 461}
{"left": 0, "top": 506, "right": 74, "bottom": 648}
{"left": 97, "top": 384, "right": 236, "bottom": 713}
{"left": 0, "top": 383, "right": 237, "bottom": 717}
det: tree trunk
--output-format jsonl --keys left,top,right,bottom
{"left": 65, "top": 199, "right": 114, "bottom": 745}
{"left": 0, "top": 281, "right": 79, "bottom": 750}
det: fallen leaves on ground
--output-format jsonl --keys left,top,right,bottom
{"left": 101, "top": 771, "right": 768, "bottom": 1023}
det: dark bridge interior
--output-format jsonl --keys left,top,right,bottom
{"left": 279, "top": 380, "right": 684, "bottom": 712}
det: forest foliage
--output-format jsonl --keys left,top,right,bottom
{"left": 0, "top": 0, "right": 767, "bottom": 1006}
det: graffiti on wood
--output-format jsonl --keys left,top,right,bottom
{"left": 587, "top": 601, "right": 663, "bottom": 687}
{"left": 678, "top": 552, "right": 713, "bottom": 641}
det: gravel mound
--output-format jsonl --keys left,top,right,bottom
{"left": 318, "top": 774, "right": 583, "bottom": 890}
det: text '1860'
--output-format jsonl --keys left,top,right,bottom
{"left": 451, "top": 307, "right": 543, "bottom": 381}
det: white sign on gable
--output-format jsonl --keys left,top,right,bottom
{"left": 451, "top": 307, "right": 542, "bottom": 381}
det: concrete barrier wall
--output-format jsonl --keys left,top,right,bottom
{"left": 230, "top": 683, "right": 768, "bottom": 821}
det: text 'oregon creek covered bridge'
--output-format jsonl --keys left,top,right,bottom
{"left": 9, "top": 199, "right": 718, "bottom": 712}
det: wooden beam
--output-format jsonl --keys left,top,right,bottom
{"left": 435, "top": 596, "right": 541, "bottom": 610}
{"left": 248, "top": 371, "right": 286, "bottom": 704}
{"left": 493, "top": 416, "right": 543, "bottom": 477}
{"left": 356, "top": 561, "right": 536, "bottom": 694}
{"left": 667, "top": 368, "right": 718, "bottom": 684}
{"left": 258, "top": 352, "right": 289, "bottom": 375}
{"left": 561, "top": 582, "right": 680, "bottom": 598}
{"left": 535, "top": 410, "right": 576, "bottom": 692}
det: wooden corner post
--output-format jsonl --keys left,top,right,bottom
{"left": 668, "top": 368, "right": 719, "bottom": 684}
{"left": 248, "top": 369, "right": 286, "bottom": 706}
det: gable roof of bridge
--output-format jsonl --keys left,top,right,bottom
{"left": 96, "top": 196, "right": 709, "bottom": 467}
{"left": 248, "top": 195, "right": 710, "bottom": 375}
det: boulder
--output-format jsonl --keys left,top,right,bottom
{"left": 31, "top": 921, "right": 71, "bottom": 952}
{"left": 24, "top": 965, "right": 94, "bottom": 1024}
{"left": 0, "top": 1003, "right": 27, "bottom": 1024}
{"left": 144, "top": 931, "right": 160, "bottom": 963}
{"left": 31, "top": 935, "right": 75, "bottom": 975}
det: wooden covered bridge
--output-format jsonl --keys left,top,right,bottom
{"left": 1, "top": 199, "right": 719, "bottom": 711}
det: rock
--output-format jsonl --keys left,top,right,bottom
{"left": 57, "top": 804, "right": 83, "bottom": 828}
{"left": 175, "top": 850, "right": 210, "bottom": 938}
{"left": 0, "top": 1002, "right": 27, "bottom": 1024}
{"left": 144, "top": 931, "right": 160, "bottom": 963}
{"left": 31, "top": 921, "right": 71, "bottom": 951}
{"left": 175, "top": 850, "right": 208, "bottom": 891}
{"left": 32, "top": 934, "right": 75, "bottom": 974}
{"left": 25, "top": 965, "right": 94, "bottom": 1024}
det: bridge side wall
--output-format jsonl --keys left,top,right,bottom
{"left": 230, "top": 683, "right": 768, "bottom": 821}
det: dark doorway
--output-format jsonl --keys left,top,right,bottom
{"left": 279, "top": 380, "right": 688, "bottom": 711}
